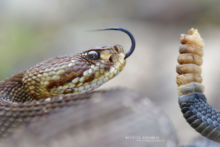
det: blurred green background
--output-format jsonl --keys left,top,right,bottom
{"left": 1, "top": 0, "right": 220, "bottom": 144}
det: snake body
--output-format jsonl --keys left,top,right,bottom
{"left": 0, "top": 27, "right": 135, "bottom": 138}
{"left": 177, "top": 28, "right": 220, "bottom": 142}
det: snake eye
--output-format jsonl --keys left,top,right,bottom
{"left": 86, "top": 51, "right": 100, "bottom": 60}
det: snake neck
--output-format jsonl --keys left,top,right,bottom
{"left": 0, "top": 72, "right": 33, "bottom": 102}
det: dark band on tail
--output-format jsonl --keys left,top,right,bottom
{"left": 179, "top": 93, "right": 220, "bottom": 142}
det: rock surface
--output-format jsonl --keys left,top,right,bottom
{"left": 0, "top": 88, "right": 177, "bottom": 147}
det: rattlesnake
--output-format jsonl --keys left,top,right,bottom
{"left": 0, "top": 27, "right": 135, "bottom": 138}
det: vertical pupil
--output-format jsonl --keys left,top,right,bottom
{"left": 87, "top": 51, "right": 99, "bottom": 59}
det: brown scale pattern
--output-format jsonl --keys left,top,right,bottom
{"left": 0, "top": 45, "right": 126, "bottom": 138}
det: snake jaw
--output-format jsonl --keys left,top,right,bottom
{"left": 22, "top": 45, "right": 126, "bottom": 100}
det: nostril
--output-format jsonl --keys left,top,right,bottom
{"left": 109, "top": 56, "right": 113, "bottom": 63}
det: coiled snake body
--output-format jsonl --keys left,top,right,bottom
{"left": 177, "top": 28, "right": 220, "bottom": 142}
{"left": 0, "top": 27, "right": 135, "bottom": 138}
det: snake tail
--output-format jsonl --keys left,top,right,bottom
{"left": 177, "top": 28, "right": 220, "bottom": 142}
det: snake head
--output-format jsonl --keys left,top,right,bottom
{"left": 22, "top": 45, "right": 126, "bottom": 99}
{"left": 21, "top": 27, "right": 135, "bottom": 100}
